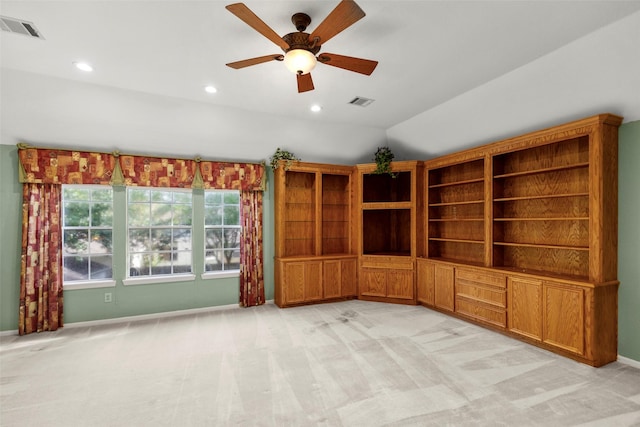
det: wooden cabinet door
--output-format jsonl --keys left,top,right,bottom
{"left": 434, "top": 265, "right": 454, "bottom": 311}
{"left": 323, "top": 260, "right": 341, "bottom": 299}
{"left": 543, "top": 281, "right": 584, "bottom": 355}
{"left": 304, "top": 261, "right": 323, "bottom": 301}
{"left": 340, "top": 258, "right": 357, "bottom": 297}
{"left": 416, "top": 260, "right": 435, "bottom": 305}
{"left": 387, "top": 269, "right": 414, "bottom": 299}
{"left": 508, "top": 276, "right": 542, "bottom": 341}
{"left": 283, "top": 262, "right": 306, "bottom": 304}
{"left": 283, "top": 261, "right": 323, "bottom": 304}
{"left": 360, "top": 268, "right": 387, "bottom": 297}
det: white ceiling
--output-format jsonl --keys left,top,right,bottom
{"left": 2, "top": 0, "right": 640, "bottom": 163}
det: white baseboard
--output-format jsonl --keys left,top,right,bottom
{"left": 0, "top": 300, "right": 275, "bottom": 336}
{"left": 617, "top": 355, "right": 640, "bottom": 369}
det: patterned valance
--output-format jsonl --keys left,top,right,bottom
{"left": 17, "top": 144, "right": 265, "bottom": 191}
{"left": 18, "top": 145, "right": 116, "bottom": 185}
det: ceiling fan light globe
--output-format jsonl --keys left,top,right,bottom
{"left": 284, "top": 49, "right": 317, "bottom": 75}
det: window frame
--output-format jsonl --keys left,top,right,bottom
{"left": 123, "top": 187, "right": 195, "bottom": 286}
{"left": 202, "top": 189, "right": 242, "bottom": 279}
{"left": 61, "top": 184, "right": 116, "bottom": 290}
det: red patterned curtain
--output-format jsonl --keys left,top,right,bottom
{"left": 239, "top": 190, "right": 265, "bottom": 307}
{"left": 118, "top": 155, "right": 197, "bottom": 187}
{"left": 19, "top": 183, "right": 63, "bottom": 335}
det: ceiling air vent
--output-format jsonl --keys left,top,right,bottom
{"left": 0, "top": 16, "right": 44, "bottom": 39}
{"left": 349, "top": 97, "right": 374, "bottom": 107}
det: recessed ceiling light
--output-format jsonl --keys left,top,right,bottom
{"left": 310, "top": 104, "right": 322, "bottom": 113}
{"left": 73, "top": 61, "right": 93, "bottom": 72}
{"left": 204, "top": 85, "right": 217, "bottom": 94}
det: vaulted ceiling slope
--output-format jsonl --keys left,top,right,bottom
{"left": 2, "top": 1, "right": 640, "bottom": 164}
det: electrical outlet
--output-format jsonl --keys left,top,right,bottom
{"left": 104, "top": 292, "right": 113, "bottom": 303}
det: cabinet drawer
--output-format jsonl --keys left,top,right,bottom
{"left": 456, "top": 297, "right": 506, "bottom": 328}
{"left": 456, "top": 268, "right": 506, "bottom": 288}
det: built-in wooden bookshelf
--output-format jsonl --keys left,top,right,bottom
{"left": 274, "top": 161, "right": 357, "bottom": 307}
{"left": 426, "top": 158, "right": 486, "bottom": 266}
{"left": 356, "top": 161, "right": 423, "bottom": 304}
{"left": 418, "top": 113, "right": 622, "bottom": 366}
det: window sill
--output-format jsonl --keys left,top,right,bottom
{"left": 123, "top": 274, "right": 196, "bottom": 287}
{"left": 64, "top": 280, "right": 117, "bottom": 290}
{"left": 201, "top": 271, "right": 240, "bottom": 280}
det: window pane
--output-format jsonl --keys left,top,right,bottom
{"left": 128, "top": 204, "right": 150, "bottom": 227}
{"left": 150, "top": 203, "right": 172, "bottom": 226}
{"left": 128, "top": 188, "right": 149, "bottom": 202}
{"left": 204, "top": 192, "right": 222, "bottom": 204}
{"left": 63, "top": 188, "right": 90, "bottom": 201}
{"left": 204, "top": 205, "right": 222, "bottom": 226}
{"left": 90, "top": 255, "right": 112, "bottom": 279}
{"left": 64, "top": 256, "right": 89, "bottom": 281}
{"left": 129, "top": 229, "right": 150, "bottom": 252}
{"left": 205, "top": 229, "right": 222, "bottom": 250}
{"left": 150, "top": 252, "right": 172, "bottom": 275}
{"left": 173, "top": 192, "right": 192, "bottom": 204}
{"left": 90, "top": 230, "right": 112, "bottom": 253}
{"left": 223, "top": 192, "right": 239, "bottom": 204}
{"left": 151, "top": 190, "right": 172, "bottom": 203}
{"left": 129, "top": 254, "right": 150, "bottom": 276}
{"left": 205, "top": 249, "right": 223, "bottom": 271}
{"left": 173, "top": 204, "right": 192, "bottom": 226}
{"left": 174, "top": 228, "right": 192, "bottom": 249}
{"left": 64, "top": 202, "right": 90, "bottom": 226}
{"left": 224, "top": 249, "right": 240, "bottom": 270}
{"left": 92, "top": 188, "right": 112, "bottom": 202}
{"left": 224, "top": 228, "right": 241, "bottom": 248}
{"left": 173, "top": 251, "right": 192, "bottom": 274}
{"left": 224, "top": 206, "right": 240, "bottom": 225}
{"left": 91, "top": 202, "right": 113, "bottom": 227}
{"left": 151, "top": 228, "right": 172, "bottom": 251}
{"left": 64, "top": 229, "right": 89, "bottom": 254}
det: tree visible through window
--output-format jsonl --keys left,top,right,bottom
{"left": 127, "top": 188, "right": 193, "bottom": 277}
{"left": 62, "top": 186, "right": 113, "bottom": 282}
{"left": 204, "top": 190, "right": 241, "bottom": 272}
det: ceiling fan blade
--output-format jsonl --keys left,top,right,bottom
{"left": 226, "top": 54, "right": 284, "bottom": 69}
{"left": 297, "top": 73, "right": 314, "bottom": 93}
{"left": 226, "top": 3, "right": 290, "bottom": 51}
{"left": 308, "top": 0, "right": 366, "bottom": 45}
{"left": 318, "top": 53, "right": 378, "bottom": 75}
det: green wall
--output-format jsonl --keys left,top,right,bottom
{"left": 0, "top": 144, "right": 275, "bottom": 327}
{"left": 618, "top": 120, "right": 640, "bottom": 362}
{"left": 1, "top": 123, "right": 639, "bottom": 363}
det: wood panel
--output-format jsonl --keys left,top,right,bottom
{"left": 434, "top": 265, "right": 454, "bottom": 311}
{"left": 416, "top": 259, "right": 435, "bottom": 305}
{"left": 507, "top": 276, "right": 542, "bottom": 341}
{"left": 543, "top": 282, "right": 584, "bottom": 355}
{"left": 323, "top": 260, "right": 341, "bottom": 299}
{"left": 387, "top": 269, "right": 414, "bottom": 300}
{"left": 495, "top": 246, "right": 589, "bottom": 278}
{"left": 341, "top": 258, "right": 357, "bottom": 297}
{"left": 360, "top": 268, "right": 387, "bottom": 297}
{"left": 283, "top": 262, "right": 306, "bottom": 304}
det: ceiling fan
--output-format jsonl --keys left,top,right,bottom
{"left": 225, "top": 0, "right": 378, "bottom": 93}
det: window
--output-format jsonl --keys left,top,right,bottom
{"left": 127, "top": 188, "right": 193, "bottom": 277}
{"left": 62, "top": 186, "right": 113, "bottom": 282}
{"left": 204, "top": 190, "right": 241, "bottom": 272}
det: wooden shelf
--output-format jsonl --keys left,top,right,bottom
{"left": 494, "top": 217, "right": 589, "bottom": 221}
{"left": 429, "top": 237, "right": 485, "bottom": 244}
{"left": 429, "top": 218, "right": 484, "bottom": 222}
{"left": 362, "top": 202, "right": 413, "bottom": 210}
{"left": 493, "top": 162, "right": 589, "bottom": 179}
{"left": 428, "top": 200, "right": 484, "bottom": 207}
{"left": 494, "top": 193, "right": 588, "bottom": 202}
{"left": 494, "top": 241, "right": 589, "bottom": 251}
{"left": 428, "top": 177, "right": 484, "bottom": 189}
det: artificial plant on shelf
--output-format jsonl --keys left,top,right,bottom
{"left": 269, "top": 147, "right": 300, "bottom": 171}
{"left": 373, "top": 146, "right": 396, "bottom": 177}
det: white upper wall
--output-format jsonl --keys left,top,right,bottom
{"left": 0, "top": 69, "right": 387, "bottom": 165}
{"left": 387, "top": 10, "right": 640, "bottom": 160}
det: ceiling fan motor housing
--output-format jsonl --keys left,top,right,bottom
{"left": 282, "top": 31, "right": 320, "bottom": 54}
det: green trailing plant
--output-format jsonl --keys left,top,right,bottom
{"left": 269, "top": 147, "right": 300, "bottom": 171}
{"left": 373, "top": 146, "right": 396, "bottom": 177}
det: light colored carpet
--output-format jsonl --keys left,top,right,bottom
{"left": 1, "top": 300, "right": 639, "bottom": 426}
